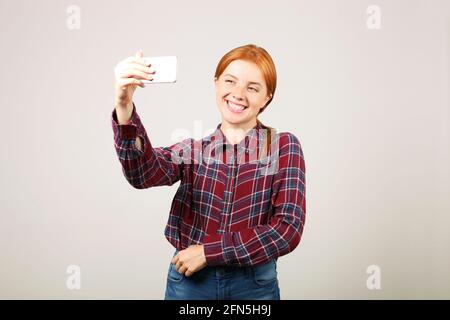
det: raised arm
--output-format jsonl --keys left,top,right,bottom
{"left": 112, "top": 103, "right": 193, "bottom": 188}
{"left": 111, "top": 50, "right": 191, "bottom": 188}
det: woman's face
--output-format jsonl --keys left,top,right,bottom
{"left": 215, "top": 59, "right": 271, "bottom": 127}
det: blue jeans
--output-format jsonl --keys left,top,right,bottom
{"left": 164, "top": 250, "right": 280, "bottom": 300}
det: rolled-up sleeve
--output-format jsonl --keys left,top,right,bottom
{"left": 111, "top": 103, "right": 192, "bottom": 188}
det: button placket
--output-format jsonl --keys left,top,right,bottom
{"left": 219, "top": 144, "right": 234, "bottom": 233}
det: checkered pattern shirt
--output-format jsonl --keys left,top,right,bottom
{"left": 111, "top": 103, "right": 306, "bottom": 266}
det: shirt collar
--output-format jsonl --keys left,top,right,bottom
{"left": 206, "top": 120, "right": 265, "bottom": 153}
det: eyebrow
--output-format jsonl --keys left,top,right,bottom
{"left": 224, "top": 74, "right": 262, "bottom": 87}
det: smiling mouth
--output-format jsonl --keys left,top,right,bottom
{"left": 225, "top": 99, "right": 248, "bottom": 113}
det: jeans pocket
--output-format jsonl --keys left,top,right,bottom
{"left": 252, "top": 259, "right": 278, "bottom": 287}
{"left": 167, "top": 262, "right": 185, "bottom": 284}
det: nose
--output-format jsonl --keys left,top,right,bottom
{"left": 231, "top": 85, "right": 246, "bottom": 101}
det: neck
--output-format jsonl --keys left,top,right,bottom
{"left": 220, "top": 119, "right": 258, "bottom": 145}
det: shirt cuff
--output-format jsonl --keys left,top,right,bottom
{"left": 111, "top": 102, "right": 140, "bottom": 140}
{"left": 203, "top": 234, "right": 226, "bottom": 266}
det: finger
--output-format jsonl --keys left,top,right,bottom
{"left": 178, "top": 265, "right": 188, "bottom": 275}
{"left": 117, "top": 78, "right": 145, "bottom": 89}
{"left": 184, "top": 269, "right": 193, "bottom": 277}
{"left": 128, "top": 62, "right": 156, "bottom": 75}
{"left": 126, "top": 56, "right": 151, "bottom": 67}
{"left": 171, "top": 254, "right": 179, "bottom": 265}
{"left": 115, "top": 63, "right": 155, "bottom": 81}
{"left": 176, "top": 260, "right": 182, "bottom": 271}
{"left": 121, "top": 69, "right": 153, "bottom": 80}
{"left": 117, "top": 77, "right": 144, "bottom": 86}
{"left": 133, "top": 49, "right": 144, "bottom": 65}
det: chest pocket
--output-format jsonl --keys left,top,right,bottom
{"left": 192, "top": 161, "right": 226, "bottom": 212}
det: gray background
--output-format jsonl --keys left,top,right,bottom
{"left": 0, "top": 0, "right": 449, "bottom": 299}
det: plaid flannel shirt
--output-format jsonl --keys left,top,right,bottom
{"left": 111, "top": 103, "right": 306, "bottom": 266}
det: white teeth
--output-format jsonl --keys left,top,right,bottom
{"left": 227, "top": 100, "right": 245, "bottom": 112}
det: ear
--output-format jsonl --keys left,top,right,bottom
{"left": 260, "top": 93, "right": 272, "bottom": 110}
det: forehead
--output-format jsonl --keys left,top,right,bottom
{"left": 223, "top": 60, "right": 265, "bottom": 83}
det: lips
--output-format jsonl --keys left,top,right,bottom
{"left": 225, "top": 99, "right": 248, "bottom": 113}
{"left": 225, "top": 99, "right": 248, "bottom": 114}
{"left": 225, "top": 99, "right": 247, "bottom": 108}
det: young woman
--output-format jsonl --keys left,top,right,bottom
{"left": 111, "top": 44, "right": 306, "bottom": 300}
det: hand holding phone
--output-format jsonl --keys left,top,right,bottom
{"left": 114, "top": 51, "right": 177, "bottom": 123}
{"left": 114, "top": 49, "right": 151, "bottom": 111}
{"left": 141, "top": 56, "right": 177, "bottom": 84}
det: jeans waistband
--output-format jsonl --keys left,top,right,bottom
{"left": 172, "top": 248, "right": 277, "bottom": 277}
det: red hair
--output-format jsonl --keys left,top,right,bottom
{"left": 214, "top": 44, "right": 277, "bottom": 116}
{"left": 214, "top": 44, "right": 277, "bottom": 158}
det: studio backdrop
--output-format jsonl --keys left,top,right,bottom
{"left": 0, "top": 0, "right": 449, "bottom": 299}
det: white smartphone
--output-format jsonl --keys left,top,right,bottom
{"left": 142, "top": 56, "right": 177, "bottom": 84}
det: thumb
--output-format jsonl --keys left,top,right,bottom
{"left": 136, "top": 49, "right": 144, "bottom": 58}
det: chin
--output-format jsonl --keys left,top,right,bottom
{"left": 223, "top": 117, "right": 243, "bottom": 124}
{"left": 221, "top": 109, "right": 247, "bottom": 122}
